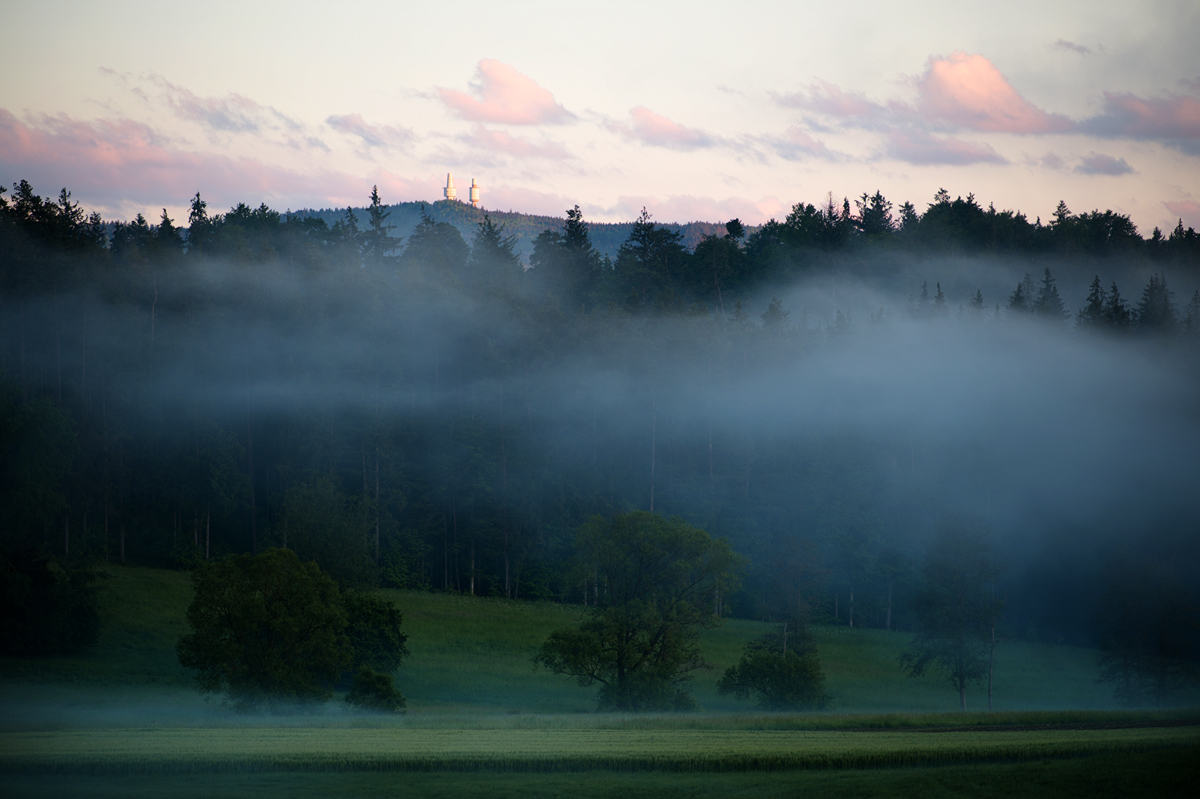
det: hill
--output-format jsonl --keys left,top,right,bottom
{"left": 0, "top": 565, "right": 1120, "bottom": 719}
{"left": 294, "top": 200, "right": 728, "bottom": 264}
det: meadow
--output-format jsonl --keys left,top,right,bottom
{"left": 1, "top": 566, "right": 1196, "bottom": 797}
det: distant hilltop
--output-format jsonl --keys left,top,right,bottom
{"left": 291, "top": 200, "right": 728, "bottom": 265}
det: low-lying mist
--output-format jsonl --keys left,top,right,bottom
{"left": 5, "top": 246, "right": 1199, "bottom": 650}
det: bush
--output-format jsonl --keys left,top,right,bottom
{"left": 718, "top": 627, "right": 828, "bottom": 710}
{"left": 342, "top": 591, "right": 409, "bottom": 681}
{"left": 345, "top": 666, "right": 406, "bottom": 712}
{"left": 0, "top": 549, "right": 101, "bottom": 656}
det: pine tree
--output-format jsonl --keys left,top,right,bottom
{"left": 1135, "top": 274, "right": 1177, "bottom": 332}
{"left": 1103, "top": 282, "right": 1131, "bottom": 331}
{"left": 1076, "top": 276, "right": 1107, "bottom": 328}
{"left": 1033, "top": 267, "right": 1068, "bottom": 320}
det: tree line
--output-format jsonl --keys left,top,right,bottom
{"left": 2, "top": 178, "right": 1198, "bottom": 707}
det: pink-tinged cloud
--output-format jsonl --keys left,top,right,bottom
{"left": 1081, "top": 92, "right": 1200, "bottom": 152}
{"left": 437, "top": 60, "right": 574, "bottom": 125}
{"left": 326, "top": 114, "right": 413, "bottom": 149}
{"left": 459, "top": 125, "right": 572, "bottom": 160}
{"left": 1075, "top": 153, "right": 1134, "bottom": 176}
{"left": 1164, "top": 200, "right": 1200, "bottom": 230}
{"left": 0, "top": 109, "right": 373, "bottom": 218}
{"left": 885, "top": 130, "right": 1006, "bottom": 165}
{"left": 915, "top": 52, "right": 1074, "bottom": 134}
{"left": 607, "top": 106, "right": 715, "bottom": 151}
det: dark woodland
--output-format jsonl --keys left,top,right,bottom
{"left": 2, "top": 178, "right": 1199, "bottom": 703}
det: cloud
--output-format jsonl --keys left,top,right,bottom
{"left": 103, "top": 70, "right": 301, "bottom": 135}
{"left": 1051, "top": 39, "right": 1092, "bottom": 55}
{"left": 774, "top": 81, "right": 886, "bottom": 123}
{"left": 914, "top": 51, "right": 1074, "bottom": 134}
{"left": 1074, "top": 153, "right": 1134, "bottom": 175}
{"left": 606, "top": 106, "right": 716, "bottom": 151}
{"left": 1080, "top": 92, "right": 1200, "bottom": 153}
{"left": 0, "top": 109, "right": 368, "bottom": 216}
{"left": 777, "top": 54, "right": 1072, "bottom": 137}
{"left": 1164, "top": 200, "right": 1200, "bottom": 229}
{"left": 326, "top": 114, "right": 413, "bottom": 149}
{"left": 437, "top": 60, "right": 574, "bottom": 125}
{"left": 458, "top": 125, "right": 572, "bottom": 160}
{"left": 884, "top": 130, "right": 1007, "bottom": 165}
{"left": 763, "top": 126, "right": 837, "bottom": 161}
{"left": 1040, "top": 152, "right": 1066, "bottom": 169}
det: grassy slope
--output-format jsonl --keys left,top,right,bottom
{"left": 0, "top": 566, "right": 1117, "bottom": 715}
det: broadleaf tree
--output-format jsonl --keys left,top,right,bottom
{"left": 534, "top": 512, "right": 744, "bottom": 711}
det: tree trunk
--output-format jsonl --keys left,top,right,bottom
{"left": 886, "top": 582, "right": 893, "bottom": 631}
{"left": 247, "top": 405, "right": 257, "bottom": 554}
{"left": 374, "top": 444, "right": 381, "bottom": 563}
{"left": 959, "top": 683, "right": 966, "bottom": 710}
{"left": 649, "top": 393, "right": 656, "bottom": 512}
{"left": 849, "top": 584, "right": 855, "bottom": 629}
{"left": 988, "top": 622, "right": 995, "bottom": 712}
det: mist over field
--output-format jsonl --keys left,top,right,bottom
{"left": 7, "top": 228, "right": 1199, "bottom": 649}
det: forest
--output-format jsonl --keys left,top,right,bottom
{"left": 2, "top": 178, "right": 1199, "bottom": 699}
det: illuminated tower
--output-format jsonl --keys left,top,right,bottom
{"left": 469, "top": 178, "right": 480, "bottom": 208}
{"left": 443, "top": 173, "right": 457, "bottom": 202}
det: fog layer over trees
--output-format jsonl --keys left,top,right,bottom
{"left": 3, "top": 180, "right": 1199, "bottom": 666}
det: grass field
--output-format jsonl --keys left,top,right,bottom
{"left": 2, "top": 750, "right": 1197, "bottom": 799}
{"left": 2, "top": 566, "right": 1196, "bottom": 797}
{"left": 0, "top": 565, "right": 1124, "bottom": 716}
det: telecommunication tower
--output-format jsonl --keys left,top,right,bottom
{"left": 469, "top": 179, "right": 480, "bottom": 207}
{"left": 443, "top": 173, "right": 457, "bottom": 202}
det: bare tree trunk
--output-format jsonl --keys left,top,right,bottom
{"left": 55, "top": 281, "right": 62, "bottom": 402}
{"left": 988, "top": 622, "right": 995, "bottom": 712}
{"left": 886, "top": 582, "right": 893, "bottom": 631}
{"left": 960, "top": 683, "right": 966, "bottom": 711}
{"left": 79, "top": 309, "right": 86, "bottom": 403}
{"left": 19, "top": 301, "right": 27, "bottom": 402}
{"left": 649, "top": 393, "right": 656, "bottom": 512}
{"left": 247, "top": 404, "right": 257, "bottom": 554}
{"left": 500, "top": 378, "right": 510, "bottom": 598}
{"left": 374, "top": 444, "right": 381, "bottom": 564}
{"left": 849, "top": 584, "right": 855, "bottom": 629}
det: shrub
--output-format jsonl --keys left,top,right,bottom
{"left": 0, "top": 549, "right": 101, "bottom": 656}
{"left": 345, "top": 666, "right": 406, "bottom": 712}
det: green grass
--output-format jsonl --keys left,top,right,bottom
{"left": 2, "top": 724, "right": 1195, "bottom": 775}
{"left": 0, "top": 565, "right": 1147, "bottom": 715}
{"left": 5, "top": 749, "right": 1195, "bottom": 799}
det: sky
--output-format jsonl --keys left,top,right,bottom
{"left": 2, "top": 0, "right": 1199, "bottom": 232}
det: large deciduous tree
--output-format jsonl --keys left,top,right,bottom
{"left": 534, "top": 512, "right": 744, "bottom": 711}
{"left": 176, "top": 548, "right": 351, "bottom": 708}
{"left": 899, "top": 519, "right": 1003, "bottom": 710}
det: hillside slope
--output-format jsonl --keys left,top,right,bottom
{"left": 0, "top": 566, "right": 1118, "bottom": 717}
